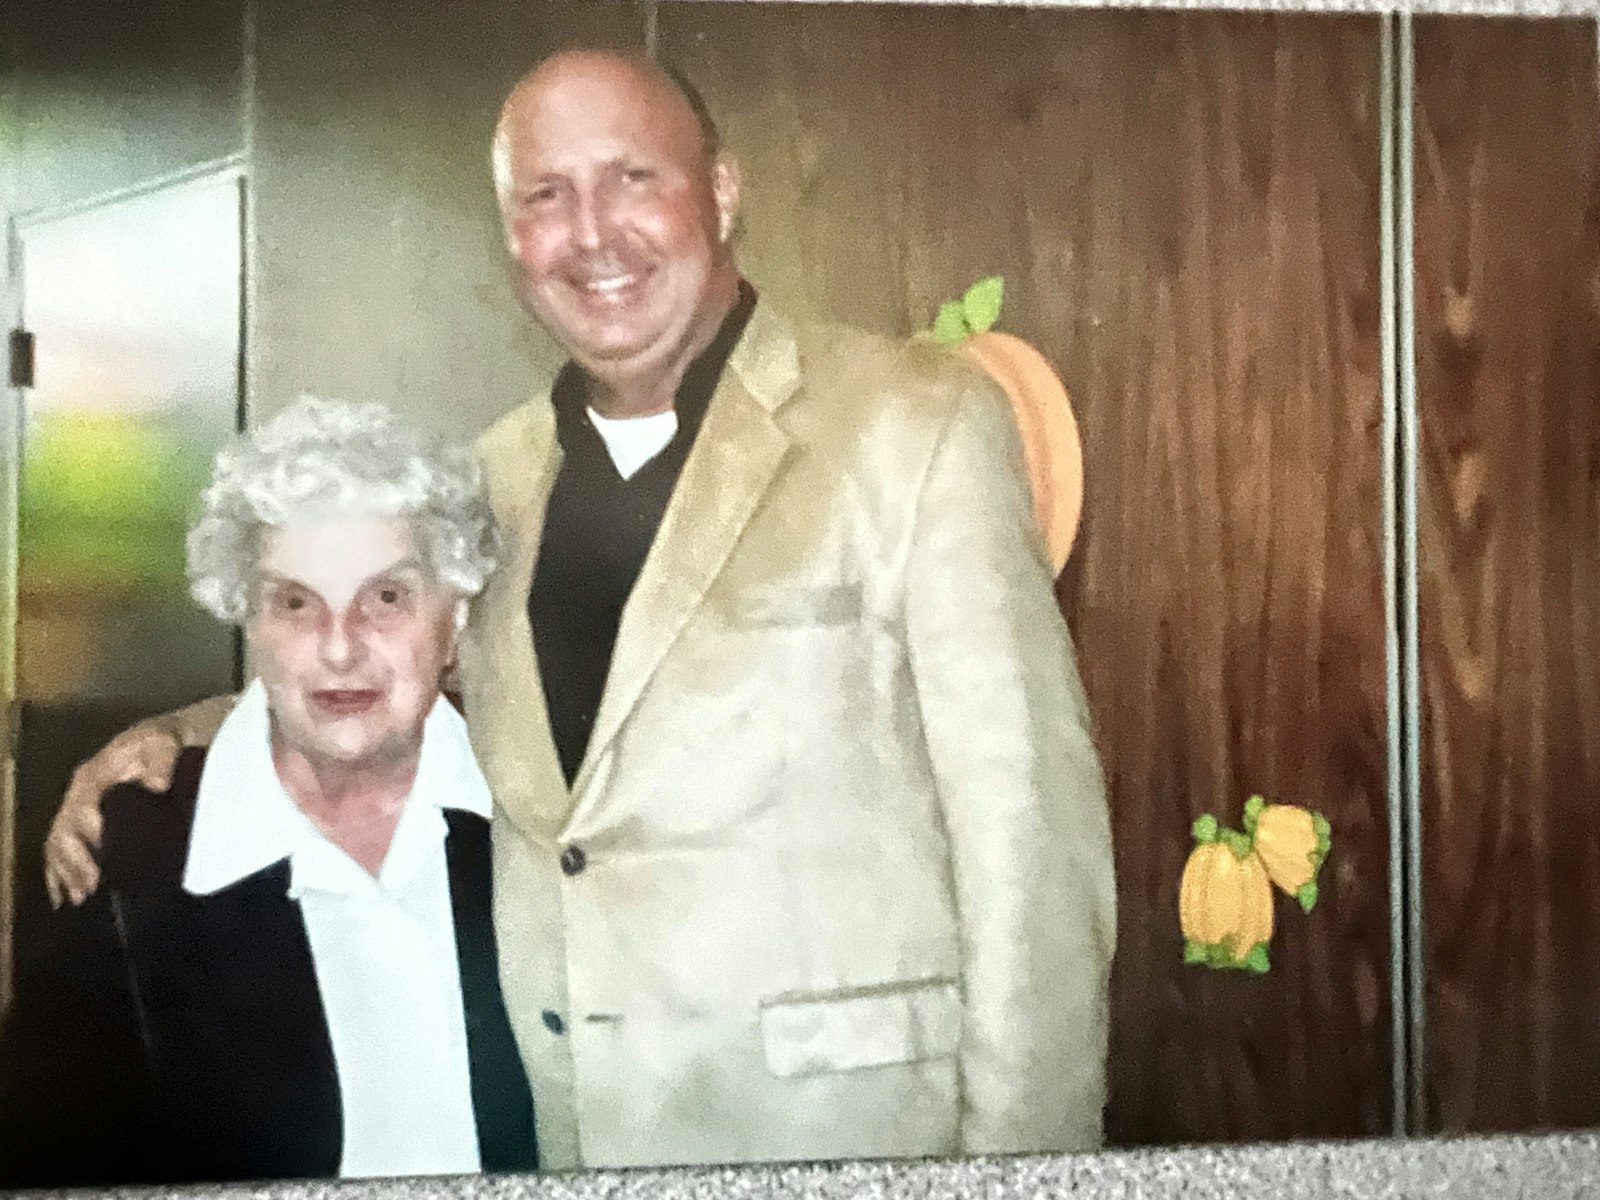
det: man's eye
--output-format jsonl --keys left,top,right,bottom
{"left": 623, "top": 168, "right": 655, "bottom": 184}
{"left": 276, "top": 592, "right": 308, "bottom": 612}
{"left": 378, "top": 588, "right": 401, "bottom": 605}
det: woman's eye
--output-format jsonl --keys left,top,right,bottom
{"left": 366, "top": 584, "right": 412, "bottom": 613}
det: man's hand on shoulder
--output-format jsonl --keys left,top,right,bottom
{"left": 43, "top": 693, "right": 237, "bottom": 909}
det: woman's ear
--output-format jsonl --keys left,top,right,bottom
{"left": 440, "top": 598, "right": 469, "bottom": 680}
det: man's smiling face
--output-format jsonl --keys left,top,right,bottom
{"left": 494, "top": 53, "right": 741, "bottom": 388}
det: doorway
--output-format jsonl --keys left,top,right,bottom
{"left": 5, "top": 165, "right": 246, "bottom": 1001}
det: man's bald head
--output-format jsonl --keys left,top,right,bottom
{"left": 493, "top": 50, "right": 721, "bottom": 200}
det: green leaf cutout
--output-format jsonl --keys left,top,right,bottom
{"left": 1297, "top": 880, "right": 1319, "bottom": 913}
{"left": 1182, "top": 936, "right": 1272, "bottom": 975}
{"left": 1192, "top": 814, "right": 1219, "bottom": 844}
{"left": 1242, "top": 794, "right": 1266, "bottom": 834}
{"left": 1220, "top": 828, "right": 1253, "bottom": 860}
{"left": 960, "top": 275, "right": 1004, "bottom": 334}
{"left": 932, "top": 300, "right": 970, "bottom": 344}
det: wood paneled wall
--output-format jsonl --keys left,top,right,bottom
{"left": 1415, "top": 17, "right": 1600, "bottom": 1135}
{"left": 657, "top": 3, "right": 1392, "bottom": 1145}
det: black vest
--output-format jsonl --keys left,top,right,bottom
{"left": 528, "top": 284, "right": 757, "bottom": 784}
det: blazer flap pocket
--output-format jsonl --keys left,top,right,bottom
{"left": 759, "top": 979, "right": 962, "bottom": 1078}
{"left": 728, "top": 582, "right": 862, "bottom": 628}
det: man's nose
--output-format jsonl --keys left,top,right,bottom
{"left": 572, "top": 188, "right": 614, "bottom": 251}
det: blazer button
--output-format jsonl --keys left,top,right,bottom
{"left": 542, "top": 1010, "right": 566, "bottom": 1035}
{"left": 559, "top": 844, "right": 587, "bottom": 876}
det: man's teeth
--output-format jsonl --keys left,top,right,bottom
{"left": 584, "top": 275, "right": 637, "bottom": 295}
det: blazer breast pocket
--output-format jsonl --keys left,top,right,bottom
{"left": 759, "top": 978, "right": 962, "bottom": 1078}
{"left": 725, "top": 582, "right": 863, "bottom": 629}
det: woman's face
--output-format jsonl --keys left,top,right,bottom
{"left": 247, "top": 514, "right": 459, "bottom": 776}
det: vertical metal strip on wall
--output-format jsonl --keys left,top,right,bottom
{"left": 238, "top": 0, "right": 257, "bottom": 687}
{"left": 241, "top": 0, "right": 257, "bottom": 439}
{"left": 1382, "top": 9, "right": 1424, "bottom": 1138}
{"left": 0, "top": 215, "right": 20, "bottom": 1014}
{"left": 1396, "top": 9, "right": 1427, "bottom": 1137}
{"left": 1378, "top": 9, "right": 1406, "bottom": 1140}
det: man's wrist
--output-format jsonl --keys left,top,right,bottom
{"left": 170, "top": 694, "right": 238, "bottom": 747}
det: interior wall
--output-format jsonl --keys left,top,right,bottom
{"left": 247, "top": 0, "right": 645, "bottom": 437}
{"left": 1415, "top": 14, "right": 1600, "bottom": 1135}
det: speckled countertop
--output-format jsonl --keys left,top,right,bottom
{"left": 25, "top": 1131, "right": 1600, "bottom": 1200}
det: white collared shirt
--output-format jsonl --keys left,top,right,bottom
{"left": 184, "top": 680, "right": 492, "bottom": 1179}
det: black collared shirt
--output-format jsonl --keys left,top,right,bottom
{"left": 528, "top": 282, "right": 757, "bottom": 785}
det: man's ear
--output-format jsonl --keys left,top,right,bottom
{"left": 713, "top": 153, "right": 742, "bottom": 244}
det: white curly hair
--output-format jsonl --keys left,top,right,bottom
{"left": 187, "top": 396, "right": 499, "bottom": 622}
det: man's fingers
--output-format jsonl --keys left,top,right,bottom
{"left": 44, "top": 833, "right": 100, "bottom": 907}
{"left": 45, "top": 796, "right": 105, "bottom": 906}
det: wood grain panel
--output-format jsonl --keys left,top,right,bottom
{"left": 658, "top": 3, "right": 1390, "bottom": 1145}
{"left": 1415, "top": 16, "right": 1600, "bottom": 1135}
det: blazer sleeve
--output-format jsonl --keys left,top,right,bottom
{"left": 901, "top": 370, "right": 1117, "bottom": 1155}
{"left": 0, "top": 891, "right": 153, "bottom": 1187}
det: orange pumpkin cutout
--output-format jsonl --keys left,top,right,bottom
{"left": 958, "top": 331, "right": 1085, "bottom": 574}
{"left": 926, "top": 277, "right": 1085, "bottom": 575}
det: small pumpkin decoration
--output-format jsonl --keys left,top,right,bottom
{"left": 927, "top": 276, "right": 1085, "bottom": 573}
{"left": 1242, "top": 795, "right": 1332, "bottom": 913}
{"left": 1179, "top": 815, "right": 1275, "bottom": 973}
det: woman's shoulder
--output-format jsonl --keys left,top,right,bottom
{"left": 101, "top": 746, "right": 210, "bottom": 893}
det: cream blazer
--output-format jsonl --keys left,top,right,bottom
{"left": 458, "top": 303, "right": 1116, "bottom": 1170}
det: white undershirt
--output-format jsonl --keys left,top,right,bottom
{"left": 586, "top": 405, "right": 679, "bottom": 480}
{"left": 183, "top": 681, "right": 493, "bottom": 1179}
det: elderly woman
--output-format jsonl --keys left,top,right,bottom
{"left": 0, "top": 398, "right": 536, "bottom": 1186}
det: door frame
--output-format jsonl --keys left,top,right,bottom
{"left": 0, "top": 154, "right": 249, "bottom": 1011}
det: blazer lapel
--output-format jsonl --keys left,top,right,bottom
{"left": 568, "top": 306, "right": 803, "bottom": 805}
{"left": 465, "top": 399, "right": 571, "bottom": 835}
{"left": 444, "top": 811, "right": 539, "bottom": 1172}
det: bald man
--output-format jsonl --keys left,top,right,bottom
{"left": 44, "top": 50, "right": 1116, "bottom": 1171}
